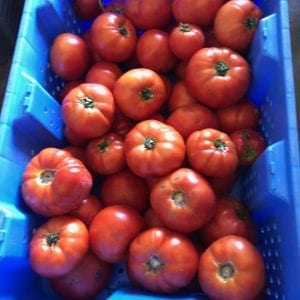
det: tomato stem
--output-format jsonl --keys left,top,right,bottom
{"left": 145, "top": 256, "right": 165, "bottom": 274}
{"left": 215, "top": 61, "right": 230, "bottom": 77}
{"left": 40, "top": 169, "right": 56, "bottom": 184}
{"left": 46, "top": 233, "right": 60, "bottom": 247}
{"left": 179, "top": 23, "right": 191, "bottom": 32}
{"left": 244, "top": 17, "right": 258, "bottom": 30}
{"left": 243, "top": 145, "right": 256, "bottom": 159}
{"left": 214, "top": 139, "right": 227, "bottom": 152}
{"left": 98, "top": 139, "right": 110, "bottom": 152}
{"left": 139, "top": 88, "right": 153, "bottom": 101}
{"left": 171, "top": 190, "right": 187, "bottom": 206}
{"left": 144, "top": 137, "right": 156, "bottom": 150}
{"left": 80, "top": 97, "right": 95, "bottom": 109}
{"left": 218, "top": 263, "right": 235, "bottom": 281}
{"left": 118, "top": 25, "right": 128, "bottom": 36}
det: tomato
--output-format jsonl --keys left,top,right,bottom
{"left": 91, "top": 12, "right": 137, "bottom": 63}
{"left": 69, "top": 194, "right": 103, "bottom": 227}
{"left": 204, "top": 27, "right": 222, "bottom": 47}
{"left": 85, "top": 133, "right": 126, "bottom": 175}
{"left": 124, "top": 0, "right": 172, "bottom": 30}
{"left": 72, "top": 0, "right": 103, "bottom": 20}
{"left": 110, "top": 109, "right": 136, "bottom": 138}
{"left": 82, "top": 29, "right": 102, "bottom": 63}
{"left": 169, "top": 23, "right": 205, "bottom": 61}
{"left": 136, "top": 29, "right": 177, "bottom": 73}
{"left": 216, "top": 100, "right": 260, "bottom": 134}
{"left": 207, "top": 171, "right": 239, "bottom": 195}
{"left": 63, "top": 146, "right": 88, "bottom": 168}
{"left": 150, "top": 168, "right": 216, "bottom": 233}
{"left": 198, "top": 235, "right": 266, "bottom": 299}
{"left": 85, "top": 61, "right": 123, "bottom": 91}
{"left": 186, "top": 128, "right": 239, "bottom": 178}
{"left": 100, "top": 168, "right": 150, "bottom": 213}
{"left": 113, "top": 68, "right": 166, "bottom": 120}
{"left": 214, "top": 0, "right": 263, "bottom": 52}
{"left": 143, "top": 207, "right": 164, "bottom": 228}
{"left": 49, "top": 251, "right": 112, "bottom": 299}
{"left": 200, "top": 195, "right": 256, "bottom": 247}
{"left": 21, "top": 148, "right": 92, "bottom": 217}
{"left": 89, "top": 205, "right": 145, "bottom": 263}
{"left": 127, "top": 227, "right": 198, "bottom": 293}
{"left": 172, "top": 0, "right": 225, "bottom": 28}
{"left": 124, "top": 120, "right": 185, "bottom": 178}
{"left": 58, "top": 80, "right": 83, "bottom": 102}
{"left": 166, "top": 103, "right": 219, "bottom": 140}
{"left": 103, "top": 0, "right": 125, "bottom": 14}
{"left": 50, "top": 33, "right": 90, "bottom": 81}
{"left": 185, "top": 47, "right": 251, "bottom": 108}
{"left": 63, "top": 126, "right": 90, "bottom": 147}
{"left": 61, "top": 83, "right": 115, "bottom": 139}
{"left": 230, "top": 128, "right": 266, "bottom": 166}
{"left": 29, "top": 216, "right": 89, "bottom": 278}
{"left": 174, "top": 60, "right": 188, "bottom": 79}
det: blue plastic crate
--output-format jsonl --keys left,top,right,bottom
{"left": 0, "top": 0, "right": 299, "bottom": 299}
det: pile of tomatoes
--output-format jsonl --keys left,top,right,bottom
{"left": 21, "top": 0, "right": 268, "bottom": 299}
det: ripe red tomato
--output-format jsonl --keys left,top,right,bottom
{"left": 150, "top": 168, "right": 216, "bottom": 233}
{"left": 127, "top": 227, "right": 198, "bottom": 293}
{"left": 207, "top": 171, "right": 239, "bottom": 195}
{"left": 72, "top": 0, "right": 103, "bottom": 20}
{"left": 166, "top": 103, "right": 219, "bottom": 140}
{"left": 85, "top": 133, "right": 126, "bottom": 175}
{"left": 185, "top": 47, "right": 251, "bottom": 108}
{"left": 82, "top": 29, "right": 102, "bottom": 63}
{"left": 216, "top": 100, "right": 260, "bottom": 134}
{"left": 58, "top": 80, "right": 83, "bottom": 102}
{"left": 169, "top": 23, "right": 205, "bottom": 61}
{"left": 103, "top": 0, "right": 125, "bottom": 14}
{"left": 63, "top": 145, "right": 89, "bottom": 168}
{"left": 89, "top": 205, "right": 145, "bottom": 263}
{"left": 100, "top": 168, "right": 150, "bottom": 213}
{"left": 50, "top": 33, "right": 90, "bottom": 81}
{"left": 200, "top": 195, "right": 257, "bottom": 246}
{"left": 63, "top": 126, "right": 90, "bottom": 147}
{"left": 50, "top": 251, "right": 112, "bottom": 299}
{"left": 110, "top": 109, "right": 136, "bottom": 138}
{"left": 124, "top": 0, "right": 172, "bottom": 30}
{"left": 21, "top": 148, "right": 92, "bottom": 217}
{"left": 113, "top": 68, "right": 167, "bottom": 120}
{"left": 124, "top": 120, "right": 185, "bottom": 178}
{"left": 29, "top": 216, "right": 89, "bottom": 278}
{"left": 174, "top": 60, "right": 188, "bottom": 79}
{"left": 186, "top": 128, "right": 239, "bottom": 178}
{"left": 143, "top": 207, "right": 164, "bottom": 228}
{"left": 198, "top": 235, "right": 266, "bottom": 299}
{"left": 230, "top": 128, "right": 266, "bottom": 166}
{"left": 91, "top": 12, "right": 137, "bottom": 63}
{"left": 61, "top": 83, "right": 115, "bottom": 139}
{"left": 85, "top": 61, "right": 123, "bottom": 91}
{"left": 214, "top": 0, "right": 263, "bottom": 51}
{"left": 136, "top": 29, "right": 177, "bottom": 73}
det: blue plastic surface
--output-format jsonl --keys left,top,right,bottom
{"left": 0, "top": 0, "right": 299, "bottom": 299}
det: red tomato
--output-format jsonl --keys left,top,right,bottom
{"left": 104, "top": 0, "right": 125, "bottom": 14}
{"left": 61, "top": 83, "right": 115, "bottom": 139}
{"left": 124, "top": 0, "right": 172, "bottom": 30}
{"left": 127, "top": 227, "right": 198, "bottom": 293}
{"left": 85, "top": 61, "right": 123, "bottom": 91}
{"left": 50, "top": 33, "right": 90, "bottom": 81}
{"left": 110, "top": 109, "right": 136, "bottom": 138}
{"left": 124, "top": 120, "right": 185, "bottom": 178}
{"left": 230, "top": 128, "right": 266, "bottom": 166}
{"left": 91, "top": 12, "right": 137, "bottom": 63}
{"left": 174, "top": 60, "right": 188, "bottom": 79}
{"left": 136, "top": 29, "right": 177, "bottom": 73}
{"left": 185, "top": 47, "right": 251, "bottom": 108}
{"left": 113, "top": 68, "right": 166, "bottom": 120}
{"left": 29, "top": 216, "right": 89, "bottom": 278}
{"left": 166, "top": 103, "right": 219, "bottom": 140}
{"left": 143, "top": 207, "right": 164, "bottom": 228}
{"left": 169, "top": 23, "right": 205, "bottom": 61}
{"left": 69, "top": 194, "right": 103, "bottom": 227}
{"left": 50, "top": 251, "right": 112, "bottom": 299}
{"left": 198, "top": 235, "right": 266, "bottom": 299}
{"left": 89, "top": 205, "right": 145, "bottom": 263}
{"left": 172, "top": 0, "right": 225, "bottom": 28}
{"left": 150, "top": 168, "right": 216, "bottom": 233}
{"left": 72, "top": 0, "right": 103, "bottom": 20}
{"left": 82, "top": 29, "right": 102, "bottom": 63}
{"left": 216, "top": 100, "right": 260, "bottom": 134}
{"left": 85, "top": 133, "right": 126, "bottom": 175}
{"left": 214, "top": 0, "right": 263, "bottom": 51}
{"left": 186, "top": 128, "right": 239, "bottom": 178}
{"left": 200, "top": 195, "right": 256, "bottom": 246}
{"left": 63, "top": 146, "right": 88, "bottom": 168}
{"left": 63, "top": 126, "right": 90, "bottom": 147}
{"left": 58, "top": 80, "right": 83, "bottom": 102}
{"left": 21, "top": 148, "right": 92, "bottom": 217}
{"left": 100, "top": 168, "right": 150, "bottom": 213}
{"left": 207, "top": 171, "right": 239, "bottom": 195}
{"left": 204, "top": 27, "right": 222, "bottom": 47}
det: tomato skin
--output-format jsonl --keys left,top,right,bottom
{"left": 50, "top": 33, "right": 90, "bottom": 81}
{"left": 29, "top": 216, "right": 89, "bottom": 278}
{"left": 186, "top": 128, "right": 239, "bottom": 178}
{"left": 124, "top": 120, "right": 185, "bottom": 178}
{"left": 150, "top": 168, "right": 216, "bottom": 233}
{"left": 113, "top": 68, "right": 167, "bottom": 121}
{"left": 216, "top": 100, "right": 260, "bottom": 134}
{"left": 100, "top": 168, "right": 150, "bottom": 213}
{"left": 198, "top": 235, "right": 266, "bottom": 300}
{"left": 127, "top": 227, "right": 199, "bottom": 293}
{"left": 104, "top": 0, "right": 125, "bottom": 14}
{"left": 185, "top": 47, "right": 251, "bottom": 108}
{"left": 214, "top": 0, "right": 263, "bottom": 52}
{"left": 89, "top": 205, "right": 145, "bottom": 263}
{"left": 85, "top": 133, "right": 126, "bottom": 175}
{"left": 63, "top": 126, "right": 90, "bottom": 147}
{"left": 49, "top": 251, "right": 112, "bottom": 299}
{"left": 110, "top": 109, "right": 136, "bottom": 138}
{"left": 61, "top": 83, "right": 115, "bottom": 139}
{"left": 58, "top": 80, "right": 83, "bottom": 102}
{"left": 21, "top": 148, "right": 92, "bottom": 217}
{"left": 91, "top": 12, "right": 137, "bottom": 63}
{"left": 72, "top": 0, "right": 103, "bottom": 20}
{"left": 207, "top": 171, "right": 239, "bottom": 195}
{"left": 143, "top": 207, "right": 164, "bottom": 228}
